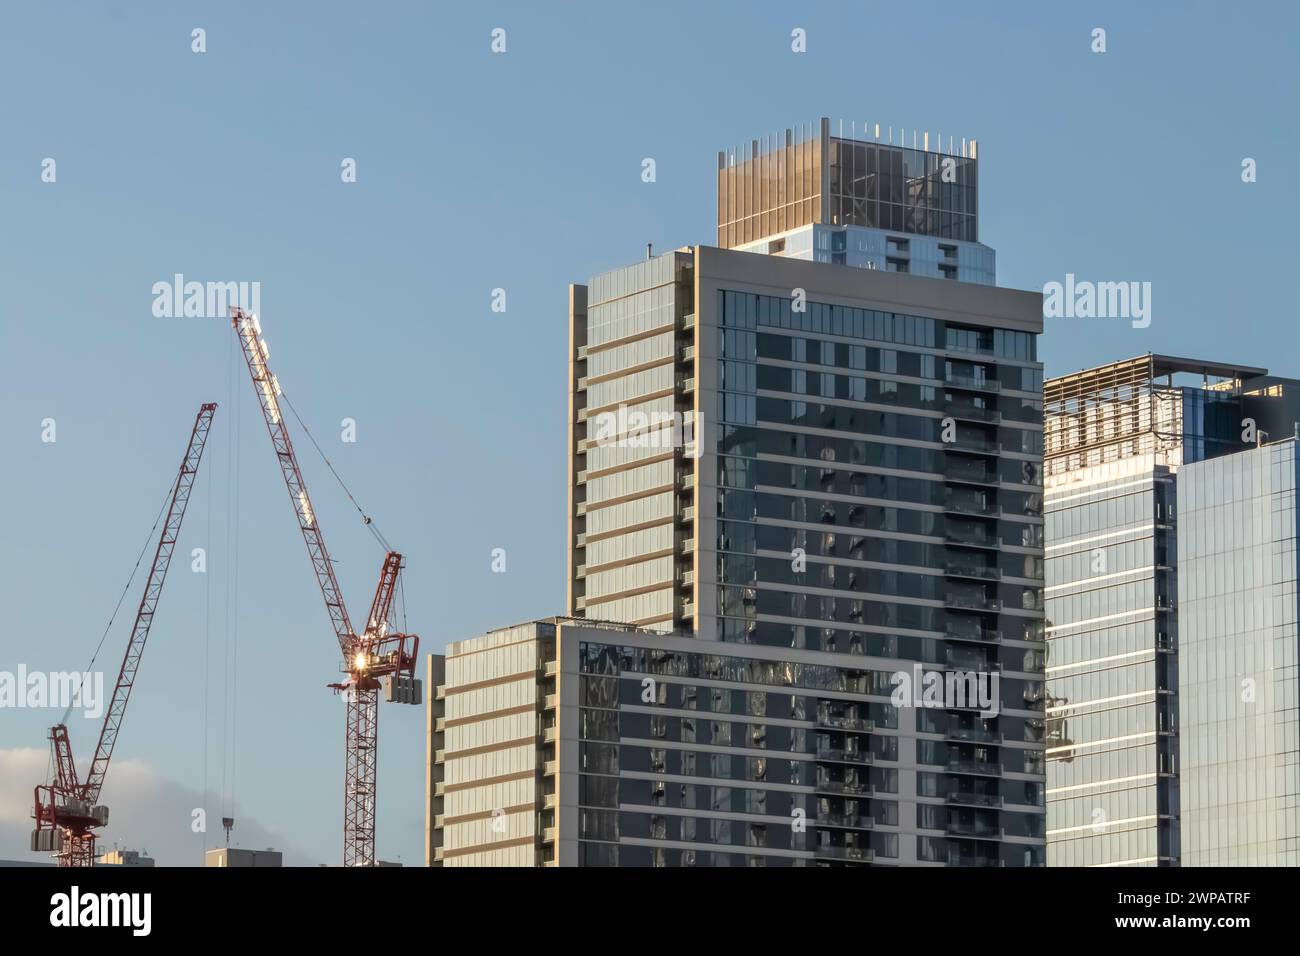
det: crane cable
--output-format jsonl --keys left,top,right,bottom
{"left": 279, "top": 389, "right": 392, "bottom": 553}
{"left": 54, "top": 470, "right": 178, "bottom": 733}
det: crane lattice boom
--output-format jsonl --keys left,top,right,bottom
{"left": 230, "top": 307, "right": 418, "bottom": 867}
{"left": 32, "top": 402, "right": 217, "bottom": 866}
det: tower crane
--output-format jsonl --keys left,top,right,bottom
{"left": 32, "top": 403, "right": 217, "bottom": 866}
{"left": 229, "top": 307, "right": 419, "bottom": 867}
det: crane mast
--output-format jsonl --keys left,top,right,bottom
{"left": 230, "top": 307, "right": 418, "bottom": 867}
{"left": 32, "top": 402, "right": 217, "bottom": 866}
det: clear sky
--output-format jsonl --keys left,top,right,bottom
{"left": 1, "top": 1, "right": 1296, "bottom": 865}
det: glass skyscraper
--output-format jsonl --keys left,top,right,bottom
{"left": 558, "top": 120, "right": 1049, "bottom": 865}
{"left": 1044, "top": 354, "right": 1300, "bottom": 866}
{"left": 1178, "top": 440, "right": 1300, "bottom": 865}
{"left": 424, "top": 116, "right": 1050, "bottom": 868}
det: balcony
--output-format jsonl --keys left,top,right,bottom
{"left": 543, "top": 694, "right": 557, "bottom": 710}
{"left": 677, "top": 377, "right": 696, "bottom": 395}
{"left": 944, "top": 645, "right": 999, "bottom": 670}
{"left": 680, "top": 312, "right": 696, "bottom": 331}
{"left": 543, "top": 792, "right": 557, "bottom": 810}
{"left": 945, "top": 821, "right": 1004, "bottom": 840}
{"left": 946, "top": 759, "right": 1003, "bottom": 777}
{"left": 813, "top": 845, "right": 874, "bottom": 863}
{"left": 946, "top": 403, "right": 1002, "bottom": 424}
{"left": 677, "top": 503, "right": 695, "bottom": 523}
{"left": 542, "top": 826, "right": 557, "bottom": 844}
{"left": 543, "top": 760, "right": 558, "bottom": 776}
{"left": 943, "top": 461, "right": 1000, "bottom": 486}
{"left": 541, "top": 726, "right": 557, "bottom": 744}
{"left": 677, "top": 472, "right": 695, "bottom": 490}
{"left": 678, "top": 568, "right": 695, "bottom": 589}
{"left": 945, "top": 626, "right": 1002, "bottom": 645}
{"left": 816, "top": 748, "right": 875, "bottom": 766}
{"left": 943, "top": 593, "right": 1002, "bottom": 613}
{"left": 943, "top": 562, "right": 1002, "bottom": 582}
{"left": 943, "top": 725, "right": 1002, "bottom": 744}
{"left": 679, "top": 344, "right": 696, "bottom": 364}
{"left": 816, "top": 813, "right": 875, "bottom": 831}
{"left": 678, "top": 599, "right": 696, "bottom": 619}
{"left": 943, "top": 531, "right": 1002, "bottom": 551}
{"left": 945, "top": 791, "right": 1003, "bottom": 808}
{"left": 945, "top": 373, "right": 1001, "bottom": 393}
{"left": 947, "top": 436, "right": 1002, "bottom": 456}
{"left": 942, "top": 496, "right": 1001, "bottom": 518}
{"left": 814, "top": 780, "right": 874, "bottom": 797}
{"left": 542, "top": 660, "right": 558, "bottom": 678}
{"left": 816, "top": 714, "right": 874, "bottom": 733}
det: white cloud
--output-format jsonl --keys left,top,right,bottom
{"left": 0, "top": 747, "right": 319, "bottom": 866}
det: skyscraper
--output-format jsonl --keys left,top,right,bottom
{"left": 433, "top": 117, "right": 1050, "bottom": 866}
{"left": 1043, "top": 354, "right": 1300, "bottom": 866}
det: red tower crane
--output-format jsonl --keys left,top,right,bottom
{"left": 229, "top": 307, "right": 419, "bottom": 867}
{"left": 32, "top": 402, "right": 217, "bottom": 866}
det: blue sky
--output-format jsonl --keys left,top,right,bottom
{"left": 1, "top": 1, "right": 1296, "bottom": 865}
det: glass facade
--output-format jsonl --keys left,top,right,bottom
{"left": 826, "top": 136, "right": 977, "bottom": 241}
{"left": 571, "top": 628, "right": 1044, "bottom": 866}
{"left": 1044, "top": 354, "right": 1300, "bottom": 866}
{"left": 1177, "top": 441, "right": 1300, "bottom": 865}
{"left": 700, "top": 285, "right": 1046, "bottom": 865}
{"left": 1044, "top": 469, "right": 1179, "bottom": 866}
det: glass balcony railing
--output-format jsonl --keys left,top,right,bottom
{"left": 945, "top": 759, "right": 1003, "bottom": 777}
{"left": 816, "top": 713, "right": 874, "bottom": 733}
{"left": 945, "top": 403, "right": 1002, "bottom": 424}
{"left": 947, "top": 436, "right": 1002, "bottom": 455}
{"left": 814, "top": 780, "right": 874, "bottom": 797}
{"left": 943, "top": 496, "right": 1002, "bottom": 517}
{"left": 813, "top": 845, "right": 875, "bottom": 862}
{"left": 944, "top": 791, "right": 1003, "bottom": 808}
{"left": 943, "top": 725, "right": 1003, "bottom": 744}
{"left": 943, "top": 562, "right": 1002, "bottom": 582}
{"left": 816, "top": 748, "right": 875, "bottom": 766}
{"left": 944, "top": 530, "right": 1002, "bottom": 550}
{"left": 945, "top": 821, "right": 1004, "bottom": 839}
{"left": 943, "top": 593, "right": 1003, "bottom": 613}
{"left": 816, "top": 813, "right": 875, "bottom": 830}
{"left": 945, "top": 373, "right": 1001, "bottom": 392}
{"left": 944, "top": 626, "right": 1002, "bottom": 644}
